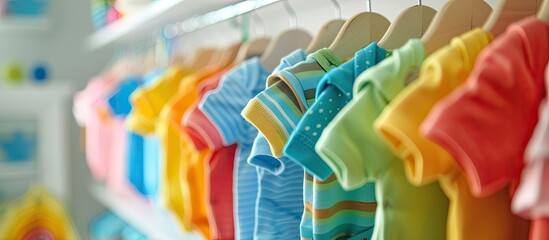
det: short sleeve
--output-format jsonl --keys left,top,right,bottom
{"left": 108, "top": 79, "right": 140, "bottom": 116}
{"left": 126, "top": 88, "right": 156, "bottom": 134}
{"left": 245, "top": 50, "right": 309, "bottom": 174}
{"left": 182, "top": 106, "right": 224, "bottom": 150}
{"left": 420, "top": 28, "right": 548, "bottom": 197}
{"left": 181, "top": 70, "right": 228, "bottom": 150}
{"left": 374, "top": 59, "right": 457, "bottom": 186}
{"left": 247, "top": 134, "right": 284, "bottom": 175}
{"left": 241, "top": 80, "right": 303, "bottom": 157}
{"left": 284, "top": 86, "right": 343, "bottom": 180}
{"left": 73, "top": 77, "right": 106, "bottom": 127}
{"left": 126, "top": 68, "right": 187, "bottom": 134}
{"left": 200, "top": 63, "right": 268, "bottom": 146}
{"left": 316, "top": 86, "right": 394, "bottom": 191}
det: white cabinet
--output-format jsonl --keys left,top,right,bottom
{"left": 0, "top": 83, "right": 73, "bottom": 202}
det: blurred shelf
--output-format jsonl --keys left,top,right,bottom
{"left": 0, "top": 16, "right": 51, "bottom": 32}
{"left": 0, "top": 161, "right": 35, "bottom": 178}
{"left": 86, "top": 0, "right": 241, "bottom": 50}
{"left": 90, "top": 183, "right": 203, "bottom": 240}
{"left": 0, "top": 82, "right": 73, "bottom": 98}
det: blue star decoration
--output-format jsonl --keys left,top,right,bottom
{"left": 0, "top": 130, "right": 36, "bottom": 162}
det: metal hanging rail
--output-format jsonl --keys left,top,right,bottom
{"left": 163, "top": 0, "right": 282, "bottom": 39}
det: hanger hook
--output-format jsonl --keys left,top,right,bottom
{"left": 366, "top": 0, "right": 371, "bottom": 12}
{"left": 283, "top": 0, "right": 298, "bottom": 29}
{"left": 251, "top": 12, "right": 266, "bottom": 37}
{"left": 418, "top": 0, "right": 422, "bottom": 6}
{"left": 330, "top": 0, "right": 341, "bottom": 19}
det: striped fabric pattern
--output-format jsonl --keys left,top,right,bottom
{"left": 241, "top": 49, "right": 343, "bottom": 158}
{"left": 200, "top": 58, "right": 269, "bottom": 146}
{"left": 286, "top": 43, "right": 388, "bottom": 240}
{"left": 199, "top": 58, "right": 271, "bottom": 240}
{"left": 233, "top": 143, "right": 258, "bottom": 240}
{"left": 246, "top": 49, "right": 309, "bottom": 175}
{"left": 301, "top": 174, "right": 376, "bottom": 240}
{"left": 249, "top": 49, "right": 309, "bottom": 240}
{"left": 255, "top": 161, "right": 304, "bottom": 240}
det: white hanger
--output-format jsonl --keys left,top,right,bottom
{"left": 328, "top": 0, "right": 391, "bottom": 61}
{"left": 422, "top": 0, "right": 493, "bottom": 55}
{"left": 305, "top": 0, "right": 346, "bottom": 52}
{"left": 261, "top": 0, "right": 312, "bottom": 71}
{"left": 378, "top": 0, "right": 437, "bottom": 50}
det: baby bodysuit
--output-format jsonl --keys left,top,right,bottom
{"left": 284, "top": 43, "right": 387, "bottom": 240}
{"left": 242, "top": 48, "right": 346, "bottom": 239}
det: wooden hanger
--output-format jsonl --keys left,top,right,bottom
{"left": 306, "top": 0, "right": 346, "bottom": 52}
{"left": 170, "top": 54, "right": 186, "bottom": 67}
{"left": 422, "top": 0, "right": 493, "bottom": 55}
{"left": 306, "top": 21, "right": 346, "bottom": 53}
{"left": 261, "top": 29, "right": 312, "bottom": 71}
{"left": 328, "top": 0, "right": 391, "bottom": 61}
{"left": 234, "top": 37, "right": 271, "bottom": 63}
{"left": 483, "top": 0, "right": 538, "bottom": 36}
{"left": 261, "top": 1, "right": 312, "bottom": 71}
{"left": 234, "top": 13, "right": 272, "bottom": 63}
{"left": 183, "top": 47, "right": 217, "bottom": 70}
{"left": 181, "top": 46, "right": 204, "bottom": 67}
{"left": 140, "top": 48, "right": 157, "bottom": 73}
{"left": 206, "top": 42, "right": 242, "bottom": 68}
{"left": 539, "top": 0, "right": 549, "bottom": 22}
{"left": 164, "top": 37, "right": 186, "bottom": 67}
{"left": 378, "top": 2, "right": 437, "bottom": 50}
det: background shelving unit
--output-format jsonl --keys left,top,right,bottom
{"left": 0, "top": 17, "right": 51, "bottom": 32}
{"left": 90, "top": 183, "right": 202, "bottom": 240}
{"left": 0, "top": 82, "right": 73, "bottom": 202}
{"left": 0, "top": 161, "right": 35, "bottom": 178}
{"left": 86, "top": 0, "right": 242, "bottom": 50}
